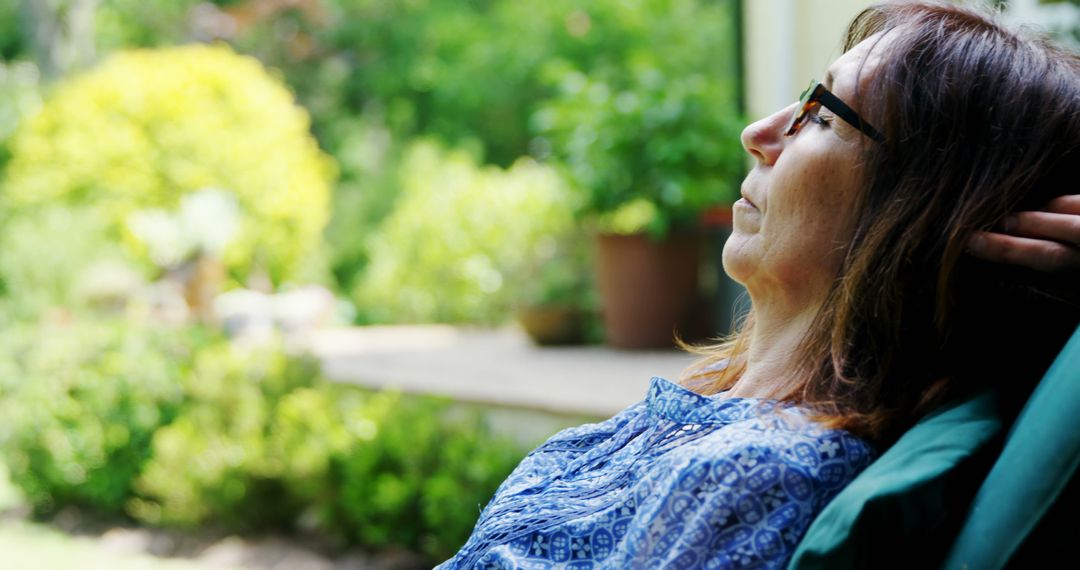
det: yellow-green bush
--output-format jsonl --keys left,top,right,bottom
{"left": 1, "top": 44, "right": 334, "bottom": 284}
{"left": 354, "top": 141, "right": 578, "bottom": 324}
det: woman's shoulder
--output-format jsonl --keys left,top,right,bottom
{"left": 593, "top": 409, "right": 877, "bottom": 568}
{"left": 536, "top": 397, "right": 650, "bottom": 450}
{"left": 662, "top": 407, "right": 876, "bottom": 481}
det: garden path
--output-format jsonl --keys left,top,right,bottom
{"left": 305, "top": 326, "right": 699, "bottom": 418}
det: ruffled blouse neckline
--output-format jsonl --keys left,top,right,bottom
{"left": 644, "top": 376, "right": 785, "bottom": 425}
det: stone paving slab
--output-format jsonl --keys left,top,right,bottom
{"left": 304, "top": 326, "right": 700, "bottom": 418}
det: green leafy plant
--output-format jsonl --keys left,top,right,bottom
{"left": 516, "top": 227, "right": 594, "bottom": 310}
{"left": 130, "top": 342, "right": 332, "bottom": 530}
{"left": 1, "top": 43, "right": 335, "bottom": 285}
{"left": 0, "top": 319, "right": 195, "bottom": 515}
{"left": 317, "top": 392, "right": 524, "bottom": 560}
{"left": 537, "top": 63, "right": 744, "bottom": 238}
{"left": 131, "top": 337, "right": 525, "bottom": 558}
{"left": 0, "top": 205, "right": 140, "bottom": 319}
{"left": 0, "top": 316, "right": 528, "bottom": 562}
{"left": 319, "top": 116, "right": 404, "bottom": 293}
{"left": 212, "top": 0, "right": 744, "bottom": 295}
{"left": 534, "top": 0, "right": 745, "bottom": 238}
{"left": 354, "top": 140, "right": 579, "bottom": 324}
{"left": 0, "top": 60, "right": 40, "bottom": 167}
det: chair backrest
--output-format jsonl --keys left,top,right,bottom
{"left": 788, "top": 323, "right": 1080, "bottom": 569}
{"left": 787, "top": 389, "right": 1002, "bottom": 568}
{"left": 943, "top": 324, "right": 1080, "bottom": 568}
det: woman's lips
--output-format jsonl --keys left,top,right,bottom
{"left": 732, "top": 197, "right": 761, "bottom": 230}
{"left": 736, "top": 196, "right": 759, "bottom": 211}
{"left": 738, "top": 187, "right": 759, "bottom": 209}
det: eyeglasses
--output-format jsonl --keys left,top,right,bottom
{"left": 785, "top": 80, "right": 885, "bottom": 144}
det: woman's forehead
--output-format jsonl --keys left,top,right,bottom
{"left": 826, "top": 31, "right": 896, "bottom": 98}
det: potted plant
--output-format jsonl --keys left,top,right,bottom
{"left": 536, "top": 62, "right": 744, "bottom": 348}
{"left": 514, "top": 231, "right": 596, "bottom": 346}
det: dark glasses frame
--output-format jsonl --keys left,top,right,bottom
{"left": 785, "top": 80, "right": 885, "bottom": 144}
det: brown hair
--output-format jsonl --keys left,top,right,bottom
{"left": 683, "top": 2, "right": 1080, "bottom": 444}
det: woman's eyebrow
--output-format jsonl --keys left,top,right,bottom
{"left": 824, "top": 70, "right": 835, "bottom": 89}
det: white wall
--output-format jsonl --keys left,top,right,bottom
{"left": 743, "top": 0, "right": 875, "bottom": 121}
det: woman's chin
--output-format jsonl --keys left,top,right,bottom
{"left": 721, "top": 234, "right": 755, "bottom": 286}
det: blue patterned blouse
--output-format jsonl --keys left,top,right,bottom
{"left": 438, "top": 377, "right": 877, "bottom": 569}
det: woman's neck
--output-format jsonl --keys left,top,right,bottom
{"left": 726, "top": 300, "right": 822, "bottom": 399}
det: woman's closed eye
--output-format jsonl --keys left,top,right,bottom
{"left": 808, "top": 111, "right": 833, "bottom": 127}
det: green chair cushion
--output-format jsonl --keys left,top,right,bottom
{"left": 787, "top": 389, "right": 1003, "bottom": 569}
{"left": 942, "top": 324, "right": 1080, "bottom": 569}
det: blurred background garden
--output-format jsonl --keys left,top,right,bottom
{"left": 0, "top": 0, "right": 1075, "bottom": 568}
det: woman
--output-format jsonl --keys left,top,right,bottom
{"left": 440, "top": 3, "right": 1080, "bottom": 568}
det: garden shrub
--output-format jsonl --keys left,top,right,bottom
{"left": 0, "top": 316, "right": 528, "bottom": 560}
{"left": 130, "top": 342, "right": 336, "bottom": 530}
{"left": 319, "top": 116, "right": 404, "bottom": 292}
{"left": 354, "top": 140, "right": 578, "bottom": 324}
{"left": 0, "top": 319, "right": 196, "bottom": 515}
{"left": 135, "top": 353, "right": 525, "bottom": 559}
{"left": 0, "top": 205, "right": 139, "bottom": 319}
{"left": 1, "top": 43, "right": 334, "bottom": 284}
{"left": 0, "top": 60, "right": 40, "bottom": 165}
{"left": 316, "top": 392, "right": 525, "bottom": 559}
{"left": 248, "top": 0, "right": 743, "bottom": 295}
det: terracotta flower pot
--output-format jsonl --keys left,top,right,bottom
{"left": 595, "top": 232, "right": 701, "bottom": 349}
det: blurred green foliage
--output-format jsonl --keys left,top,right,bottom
{"left": 538, "top": 64, "right": 744, "bottom": 237}
{"left": 318, "top": 116, "right": 403, "bottom": 292}
{"left": 0, "top": 205, "right": 138, "bottom": 319}
{"left": 1, "top": 43, "right": 334, "bottom": 286}
{"left": 95, "top": 0, "right": 203, "bottom": 51}
{"left": 0, "top": 317, "right": 526, "bottom": 562}
{"left": 320, "top": 392, "right": 524, "bottom": 557}
{"left": 0, "top": 0, "right": 745, "bottom": 322}
{"left": 0, "top": 60, "right": 40, "bottom": 169}
{"left": 131, "top": 340, "right": 321, "bottom": 530}
{"left": 238, "top": 0, "right": 743, "bottom": 296}
{"left": 0, "top": 319, "right": 195, "bottom": 515}
{"left": 0, "top": 2, "right": 748, "bottom": 556}
{"left": 0, "top": 2, "right": 27, "bottom": 62}
{"left": 354, "top": 140, "right": 580, "bottom": 324}
{"left": 518, "top": 227, "right": 595, "bottom": 309}
{"left": 299, "top": 0, "right": 739, "bottom": 166}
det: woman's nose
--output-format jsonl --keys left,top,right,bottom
{"left": 741, "top": 103, "right": 795, "bottom": 166}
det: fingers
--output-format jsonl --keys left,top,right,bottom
{"left": 968, "top": 231, "right": 1080, "bottom": 273}
{"left": 967, "top": 195, "right": 1080, "bottom": 273}
{"left": 1005, "top": 211, "right": 1080, "bottom": 246}
{"left": 1043, "top": 194, "right": 1080, "bottom": 216}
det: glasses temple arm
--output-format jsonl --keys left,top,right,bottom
{"left": 818, "top": 90, "right": 885, "bottom": 144}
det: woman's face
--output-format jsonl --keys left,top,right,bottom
{"left": 723, "top": 33, "right": 891, "bottom": 314}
